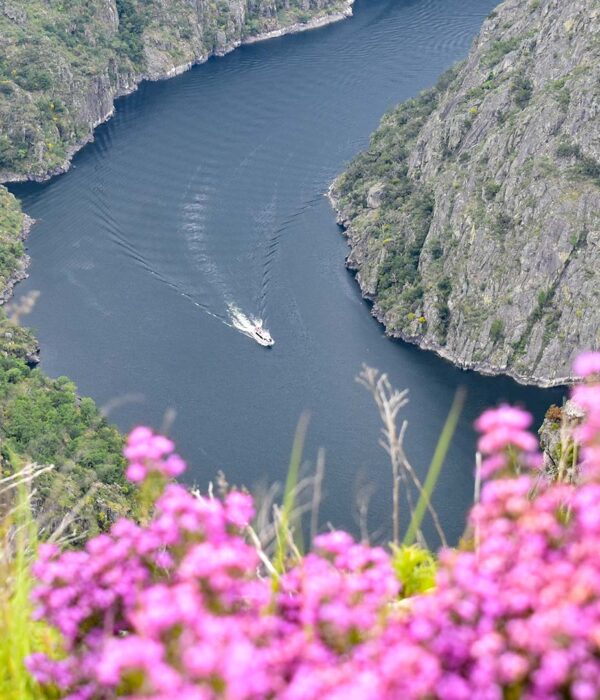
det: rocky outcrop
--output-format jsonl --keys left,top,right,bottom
{"left": 538, "top": 400, "right": 584, "bottom": 478}
{"left": 0, "top": 0, "right": 352, "bottom": 182}
{"left": 0, "top": 185, "right": 39, "bottom": 361}
{"left": 0, "top": 212, "right": 33, "bottom": 305}
{"left": 331, "top": 0, "right": 599, "bottom": 387}
{"left": 0, "top": 185, "right": 32, "bottom": 298}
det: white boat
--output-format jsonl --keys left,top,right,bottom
{"left": 251, "top": 322, "right": 274, "bottom": 348}
{"left": 227, "top": 304, "right": 274, "bottom": 347}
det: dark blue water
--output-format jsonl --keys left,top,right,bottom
{"left": 10, "top": 0, "right": 563, "bottom": 544}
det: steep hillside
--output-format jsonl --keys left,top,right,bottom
{"left": 0, "top": 185, "right": 31, "bottom": 302}
{"left": 0, "top": 185, "right": 133, "bottom": 536}
{"left": 0, "top": 0, "right": 351, "bottom": 181}
{"left": 331, "top": 0, "right": 599, "bottom": 386}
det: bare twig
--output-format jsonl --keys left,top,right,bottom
{"left": 357, "top": 366, "right": 408, "bottom": 546}
{"left": 246, "top": 524, "right": 279, "bottom": 579}
{"left": 48, "top": 484, "right": 99, "bottom": 544}
{"left": 358, "top": 365, "right": 448, "bottom": 548}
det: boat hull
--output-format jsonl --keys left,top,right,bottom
{"left": 253, "top": 333, "right": 274, "bottom": 348}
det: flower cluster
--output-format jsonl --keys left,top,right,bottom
{"left": 474, "top": 404, "right": 540, "bottom": 478}
{"left": 572, "top": 351, "right": 600, "bottom": 470}
{"left": 124, "top": 426, "right": 186, "bottom": 483}
{"left": 27, "top": 359, "right": 600, "bottom": 699}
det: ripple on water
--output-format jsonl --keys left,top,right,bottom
{"left": 9, "top": 0, "right": 563, "bottom": 546}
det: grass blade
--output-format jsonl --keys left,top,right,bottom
{"left": 274, "top": 412, "right": 310, "bottom": 573}
{"left": 403, "top": 387, "right": 466, "bottom": 547}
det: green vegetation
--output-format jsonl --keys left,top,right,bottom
{"left": 115, "top": 0, "right": 149, "bottom": 66}
{"left": 0, "top": 474, "right": 61, "bottom": 700}
{"left": 435, "top": 276, "right": 452, "bottom": 344}
{"left": 0, "top": 0, "right": 346, "bottom": 178}
{"left": 0, "top": 187, "right": 26, "bottom": 293}
{"left": 547, "top": 76, "right": 571, "bottom": 111}
{"left": 556, "top": 139, "right": 582, "bottom": 159}
{"left": 334, "top": 66, "right": 461, "bottom": 329}
{"left": 556, "top": 139, "right": 600, "bottom": 186}
{"left": 0, "top": 190, "right": 133, "bottom": 538}
{"left": 483, "top": 180, "right": 501, "bottom": 200}
{"left": 511, "top": 73, "right": 533, "bottom": 109}
{"left": 492, "top": 212, "right": 513, "bottom": 237}
{"left": 481, "top": 36, "right": 522, "bottom": 68}
{"left": 391, "top": 545, "right": 436, "bottom": 598}
{"left": 0, "top": 327, "right": 135, "bottom": 537}
{"left": 490, "top": 318, "right": 504, "bottom": 344}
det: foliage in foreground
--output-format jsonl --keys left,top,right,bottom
{"left": 21, "top": 352, "right": 600, "bottom": 699}
{"left": 0, "top": 467, "right": 62, "bottom": 700}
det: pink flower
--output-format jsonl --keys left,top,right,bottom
{"left": 164, "top": 454, "right": 187, "bottom": 477}
{"left": 123, "top": 427, "right": 187, "bottom": 483}
{"left": 475, "top": 405, "right": 532, "bottom": 432}
{"left": 224, "top": 491, "right": 254, "bottom": 528}
{"left": 573, "top": 352, "right": 600, "bottom": 378}
{"left": 27, "top": 378, "right": 600, "bottom": 700}
{"left": 126, "top": 462, "right": 147, "bottom": 482}
{"left": 478, "top": 426, "right": 538, "bottom": 455}
{"left": 474, "top": 404, "right": 540, "bottom": 480}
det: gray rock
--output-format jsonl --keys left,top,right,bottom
{"left": 367, "top": 183, "right": 385, "bottom": 209}
{"left": 0, "top": 0, "right": 354, "bottom": 182}
{"left": 331, "top": 0, "right": 600, "bottom": 387}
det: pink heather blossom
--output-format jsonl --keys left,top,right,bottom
{"left": 475, "top": 404, "right": 532, "bottom": 432}
{"left": 477, "top": 425, "right": 538, "bottom": 455}
{"left": 571, "top": 359, "right": 600, "bottom": 470}
{"left": 123, "top": 427, "right": 186, "bottom": 483}
{"left": 573, "top": 351, "right": 600, "bottom": 378}
{"left": 26, "top": 362, "right": 600, "bottom": 699}
{"left": 474, "top": 404, "right": 540, "bottom": 478}
{"left": 126, "top": 462, "right": 147, "bottom": 482}
{"left": 224, "top": 491, "right": 254, "bottom": 527}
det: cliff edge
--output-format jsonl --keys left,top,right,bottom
{"left": 331, "top": 0, "right": 599, "bottom": 387}
{"left": 0, "top": 0, "right": 351, "bottom": 182}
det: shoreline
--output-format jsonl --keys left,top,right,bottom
{"left": 1, "top": 1, "right": 354, "bottom": 186}
{"left": 0, "top": 2, "right": 354, "bottom": 315}
{"left": 326, "top": 184, "right": 570, "bottom": 390}
{"left": 0, "top": 213, "right": 34, "bottom": 306}
{"left": 242, "top": 3, "right": 354, "bottom": 46}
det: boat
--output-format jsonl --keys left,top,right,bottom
{"left": 227, "top": 303, "right": 274, "bottom": 347}
{"left": 251, "top": 322, "right": 274, "bottom": 348}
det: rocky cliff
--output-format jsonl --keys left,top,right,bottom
{"left": 0, "top": 0, "right": 351, "bottom": 182}
{"left": 0, "top": 185, "right": 31, "bottom": 301}
{"left": 331, "top": 0, "right": 599, "bottom": 387}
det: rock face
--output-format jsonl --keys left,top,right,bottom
{"left": 538, "top": 400, "right": 584, "bottom": 478}
{"left": 0, "top": 185, "right": 31, "bottom": 301}
{"left": 0, "top": 0, "right": 352, "bottom": 182}
{"left": 331, "top": 0, "right": 599, "bottom": 387}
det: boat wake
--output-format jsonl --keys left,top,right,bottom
{"left": 227, "top": 304, "right": 274, "bottom": 347}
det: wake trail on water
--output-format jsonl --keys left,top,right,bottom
{"left": 226, "top": 303, "right": 267, "bottom": 340}
{"left": 89, "top": 155, "right": 326, "bottom": 344}
{"left": 179, "top": 169, "right": 270, "bottom": 339}
{"left": 88, "top": 168, "right": 231, "bottom": 328}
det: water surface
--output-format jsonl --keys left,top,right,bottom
{"left": 11, "top": 0, "right": 563, "bottom": 543}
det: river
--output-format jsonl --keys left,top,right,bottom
{"left": 10, "top": 0, "right": 564, "bottom": 544}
